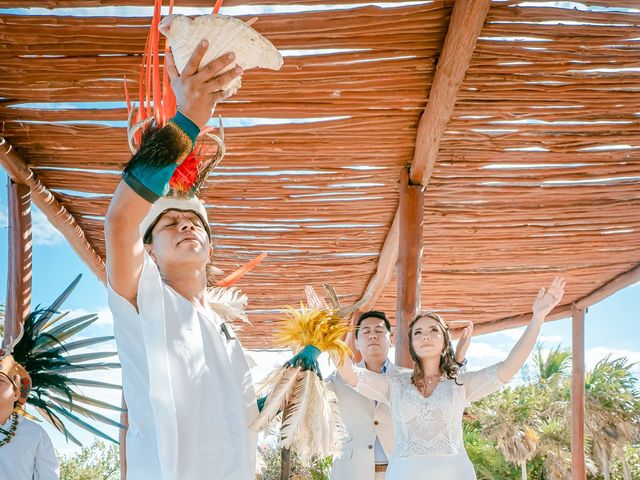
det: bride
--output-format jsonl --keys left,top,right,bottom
{"left": 333, "top": 277, "right": 566, "bottom": 479}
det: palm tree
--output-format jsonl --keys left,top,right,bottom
{"left": 584, "top": 356, "right": 639, "bottom": 480}
{"left": 472, "top": 385, "right": 542, "bottom": 480}
{"left": 532, "top": 344, "right": 571, "bottom": 386}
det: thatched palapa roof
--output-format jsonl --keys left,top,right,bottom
{"left": 0, "top": 0, "right": 638, "bottom": 347}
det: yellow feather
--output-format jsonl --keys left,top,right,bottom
{"left": 275, "top": 304, "right": 353, "bottom": 364}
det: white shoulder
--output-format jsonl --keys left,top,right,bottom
{"left": 18, "top": 417, "right": 47, "bottom": 437}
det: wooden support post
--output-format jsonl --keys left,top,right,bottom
{"left": 571, "top": 306, "right": 586, "bottom": 480}
{"left": 395, "top": 168, "right": 424, "bottom": 368}
{"left": 0, "top": 137, "right": 106, "bottom": 283}
{"left": 4, "top": 178, "right": 33, "bottom": 344}
{"left": 280, "top": 404, "right": 292, "bottom": 480}
{"left": 409, "top": 0, "right": 492, "bottom": 186}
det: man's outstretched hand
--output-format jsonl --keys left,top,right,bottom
{"left": 166, "top": 40, "right": 243, "bottom": 128}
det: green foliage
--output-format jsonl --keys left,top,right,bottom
{"left": 469, "top": 346, "right": 639, "bottom": 479}
{"left": 463, "top": 422, "right": 520, "bottom": 479}
{"left": 257, "top": 444, "right": 333, "bottom": 480}
{"left": 59, "top": 441, "right": 119, "bottom": 480}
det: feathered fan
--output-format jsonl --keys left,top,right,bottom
{"left": 251, "top": 284, "right": 367, "bottom": 462}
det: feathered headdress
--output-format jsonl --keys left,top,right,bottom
{"left": 2, "top": 275, "right": 124, "bottom": 446}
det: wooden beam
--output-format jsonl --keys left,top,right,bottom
{"left": 575, "top": 262, "right": 640, "bottom": 310}
{"left": 571, "top": 306, "right": 586, "bottom": 480}
{"left": 3, "top": 179, "right": 32, "bottom": 344}
{"left": 472, "top": 303, "right": 573, "bottom": 337}
{"left": 355, "top": 1, "right": 491, "bottom": 313}
{"left": 395, "top": 168, "right": 424, "bottom": 368}
{"left": 358, "top": 210, "right": 399, "bottom": 311}
{"left": 0, "top": 137, "right": 106, "bottom": 283}
{"left": 472, "top": 262, "right": 640, "bottom": 337}
{"left": 409, "top": 0, "right": 492, "bottom": 185}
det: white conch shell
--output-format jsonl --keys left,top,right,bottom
{"left": 159, "top": 14, "right": 283, "bottom": 90}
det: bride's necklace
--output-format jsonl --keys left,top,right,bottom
{"left": 412, "top": 373, "right": 441, "bottom": 398}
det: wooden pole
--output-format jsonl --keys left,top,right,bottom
{"left": 280, "top": 404, "right": 292, "bottom": 480}
{"left": 355, "top": 1, "right": 490, "bottom": 314}
{"left": 4, "top": 178, "right": 33, "bottom": 344}
{"left": 357, "top": 210, "right": 400, "bottom": 312}
{"left": 571, "top": 306, "right": 586, "bottom": 480}
{"left": 409, "top": 0, "right": 492, "bottom": 185}
{"left": 0, "top": 137, "right": 106, "bottom": 283}
{"left": 395, "top": 168, "right": 424, "bottom": 368}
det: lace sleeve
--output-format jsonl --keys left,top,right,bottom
{"left": 353, "top": 367, "right": 390, "bottom": 405}
{"left": 461, "top": 364, "right": 504, "bottom": 404}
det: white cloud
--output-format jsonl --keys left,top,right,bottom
{"left": 539, "top": 334, "right": 565, "bottom": 344}
{"left": 466, "top": 342, "right": 507, "bottom": 364}
{"left": 494, "top": 326, "right": 527, "bottom": 342}
{"left": 65, "top": 307, "right": 114, "bottom": 327}
{"left": 0, "top": 204, "right": 63, "bottom": 246}
{"left": 31, "top": 207, "right": 65, "bottom": 246}
{"left": 586, "top": 347, "right": 640, "bottom": 375}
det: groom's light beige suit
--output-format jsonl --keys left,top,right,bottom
{"left": 327, "top": 361, "right": 398, "bottom": 480}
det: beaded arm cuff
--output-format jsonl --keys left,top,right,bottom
{"left": 123, "top": 113, "right": 201, "bottom": 202}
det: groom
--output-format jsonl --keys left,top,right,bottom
{"left": 106, "top": 41, "right": 257, "bottom": 480}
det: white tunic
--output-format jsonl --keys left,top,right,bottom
{"left": 108, "top": 253, "right": 258, "bottom": 480}
{"left": 0, "top": 416, "right": 59, "bottom": 480}
{"left": 354, "top": 365, "right": 504, "bottom": 480}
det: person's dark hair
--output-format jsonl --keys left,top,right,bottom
{"left": 408, "top": 312, "right": 462, "bottom": 386}
{"left": 355, "top": 310, "right": 391, "bottom": 339}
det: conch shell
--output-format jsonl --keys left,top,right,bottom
{"left": 159, "top": 14, "right": 283, "bottom": 92}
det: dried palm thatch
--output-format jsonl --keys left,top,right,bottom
{"left": 0, "top": 1, "right": 638, "bottom": 348}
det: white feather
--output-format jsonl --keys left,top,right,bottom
{"left": 280, "top": 371, "right": 314, "bottom": 449}
{"left": 250, "top": 366, "right": 300, "bottom": 432}
{"left": 206, "top": 286, "right": 249, "bottom": 323}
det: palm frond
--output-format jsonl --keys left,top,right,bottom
{"left": 66, "top": 392, "right": 126, "bottom": 412}
{"left": 36, "top": 405, "right": 82, "bottom": 447}
{"left": 40, "top": 311, "right": 70, "bottom": 333}
{"left": 68, "top": 379, "right": 122, "bottom": 391}
{"left": 62, "top": 351, "right": 118, "bottom": 364}
{"left": 46, "top": 401, "right": 119, "bottom": 444}
{"left": 49, "top": 362, "right": 121, "bottom": 374}
{"left": 11, "top": 276, "right": 123, "bottom": 445}
{"left": 49, "top": 396, "right": 126, "bottom": 430}
{"left": 47, "top": 336, "right": 115, "bottom": 355}
{"left": 31, "top": 274, "right": 82, "bottom": 333}
{"left": 34, "top": 316, "right": 98, "bottom": 351}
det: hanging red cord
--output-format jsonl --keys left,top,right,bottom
{"left": 213, "top": 0, "right": 224, "bottom": 15}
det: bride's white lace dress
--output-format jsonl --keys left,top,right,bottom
{"left": 353, "top": 364, "right": 504, "bottom": 479}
